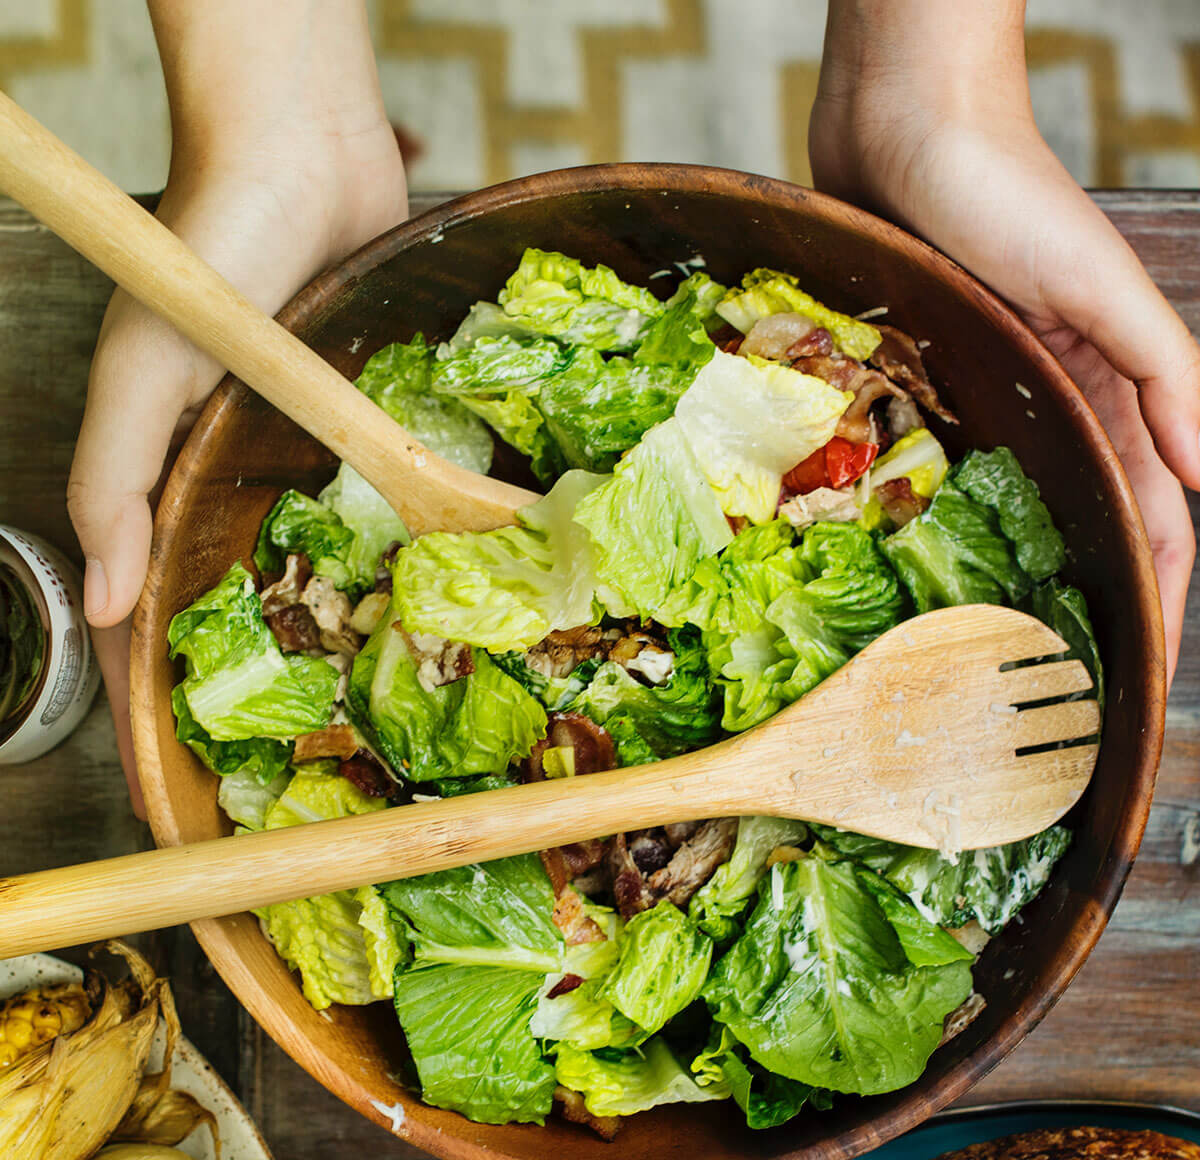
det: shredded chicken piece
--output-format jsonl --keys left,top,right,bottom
{"left": 525, "top": 626, "right": 608, "bottom": 680}
{"left": 555, "top": 1086, "right": 619, "bottom": 1141}
{"left": 835, "top": 369, "right": 906, "bottom": 443}
{"left": 300, "top": 575, "right": 362, "bottom": 656}
{"left": 648, "top": 817, "right": 739, "bottom": 907}
{"left": 778, "top": 486, "right": 861, "bottom": 530}
{"left": 628, "top": 829, "right": 673, "bottom": 874}
{"left": 739, "top": 312, "right": 819, "bottom": 360}
{"left": 260, "top": 552, "right": 312, "bottom": 615}
{"left": 786, "top": 327, "right": 835, "bottom": 360}
{"left": 293, "top": 724, "right": 358, "bottom": 763}
{"left": 398, "top": 628, "right": 474, "bottom": 692}
{"left": 552, "top": 886, "right": 606, "bottom": 945}
{"left": 608, "top": 833, "right": 657, "bottom": 918}
{"left": 886, "top": 393, "right": 924, "bottom": 441}
{"left": 869, "top": 324, "right": 958, "bottom": 424}
{"left": 560, "top": 839, "right": 607, "bottom": 879}
{"left": 663, "top": 821, "right": 702, "bottom": 847}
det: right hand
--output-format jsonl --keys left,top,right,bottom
{"left": 68, "top": 126, "right": 408, "bottom": 814}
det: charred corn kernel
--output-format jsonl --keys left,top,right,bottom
{"left": 0, "top": 981, "right": 92, "bottom": 1067}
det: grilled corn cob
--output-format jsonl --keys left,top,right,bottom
{"left": 0, "top": 981, "right": 92, "bottom": 1067}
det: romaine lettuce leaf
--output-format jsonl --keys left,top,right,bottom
{"left": 574, "top": 419, "right": 733, "bottom": 618}
{"left": 810, "top": 823, "right": 1073, "bottom": 934}
{"left": 598, "top": 901, "right": 713, "bottom": 1037}
{"left": 392, "top": 470, "right": 607, "bottom": 650}
{"left": 498, "top": 248, "right": 664, "bottom": 352}
{"left": 357, "top": 884, "right": 410, "bottom": 998}
{"left": 169, "top": 563, "right": 338, "bottom": 741}
{"left": 689, "top": 816, "right": 810, "bottom": 942}
{"left": 634, "top": 271, "right": 725, "bottom": 368}
{"left": 216, "top": 765, "right": 292, "bottom": 831}
{"left": 566, "top": 627, "right": 722, "bottom": 760}
{"left": 171, "top": 684, "right": 292, "bottom": 781}
{"left": 715, "top": 268, "right": 882, "bottom": 360}
{"left": 491, "top": 651, "right": 603, "bottom": 712}
{"left": 952, "top": 448, "right": 1065, "bottom": 581}
{"left": 456, "top": 390, "right": 565, "bottom": 485}
{"left": 253, "top": 490, "right": 357, "bottom": 589}
{"left": 252, "top": 770, "right": 398, "bottom": 1010}
{"left": 439, "top": 299, "right": 536, "bottom": 355}
{"left": 703, "top": 854, "right": 973, "bottom": 1095}
{"left": 881, "top": 480, "right": 1031, "bottom": 612}
{"left": 852, "top": 867, "right": 975, "bottom": 967}
{"left": 353, "top": 335, "right": 494, "bottom": 473}
{"left": 346, "top": 600, "right": 546, "bottom": 780}
{"left": 530, "top": 976, "right": 638, "bottom": 1051}
{"left": 431, "top": 334, "right": 567, "bottom": 397}
{"left": 392, "top": 963, "right": 557, "bottom": 1124}
{"left": 673, "top": 350, "right": 851, "bottom": 523}
{"left": 316, "top": 463, "right": 411, "bottom": 583}
{"left": 1030, "top": 579, "right": 1104, "bottom": 708}
{"left": 555, "top": 1038, "right": 728, "bottom": 1117}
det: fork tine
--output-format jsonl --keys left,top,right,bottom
{"left": 999, "top": 658, "right": 1094, "bottom": 704}
{"left": 1012, "top": 699, "right": 1101, "bottom": 749}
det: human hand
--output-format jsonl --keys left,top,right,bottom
{"left": 68, "top": 2, "right": 407, "bottom": 813}
{"left": 811, "top": 0, "right": 1197, "bottom": 685}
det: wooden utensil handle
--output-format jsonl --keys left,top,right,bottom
{"left": 0, "top": 91, "right": 534, "bottom": 534}
{"left": 0, "top": 751, "right": 753, "bottom": 958}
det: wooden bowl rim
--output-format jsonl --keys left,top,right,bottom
{"left": 131, "top": 162, "right": 1166, "bottom": 1160}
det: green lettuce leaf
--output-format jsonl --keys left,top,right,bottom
{"left": 574, "top": 419, "right": 733, "bottom": 618}
{"left": 357, "top": 884, "right": 411, "bottom": 999}
{"left": 881, "top": 480, "right": 1031, "bottom": 612}
{"left": 346, "top": 600, "right": 546, "bottom": 780}
{"left": 530, "top": 976, "right": 639, "bottom": 1052}
{"left": 459, "top": 390, "right": 565, "bottom": 485}
{"left": 391, "top": 470, "right": 607, "bottom": 650}
{"left": 316, "top": 463, "right": 411, "bottom": 579}
{"left": 952, "top": 448, "right": 1065, "bottom": 581}
{"left": 852, "top": 867, "right": 974, "bottom": 967}
{"left": 555, "top": 1038, "right": 728, "bottom": 1118}
{"left": 673, "top": 350, "right": 850, "bottom": 524}
{"left": 566, "top": 627, "right": 722, "bottom": 760}
{"left": 431, "top": 334, "right": 567, "bottom": 397}
{"left": 216, "top": 765, "right": 292, "bottom": 831}
{"left": 491, "top": 651, "right": 603, "bottom": 712}
{"left": 715, "top": 268, "right": 882, "bottom": 360}
{"left": 169, "top": 563, "right": 338, "bottom": 741}
{"left": 810, "top": 824, "right": 1073, "bottom": 934}
{"left": 252, "top": 770, "right": 396, "bottom": 1010}
{"left": 354, "top": 336, "right": 493, "bottom": 473}
{"left": 703, "top": 854, "right": 973, "bottom": 1095}
{"left": 392, "top": 963, "right": 557, "bottom": 1124}
{"left": 598, "top": 901, "right": 713, "bottom": 1037}
{"left": 439, "top": 299, "right": 537, "bottom": 355}
{"left": 498, "top": 248, "right": 664, "bottom": 352}
{"left": 689, "top": 816, "right": 810, "bottom": 942}
{"left": 171, "top": 684, "right": 292, "bottom": 781}
{"left": 1031, "top": 579, "right": 1105, "bottom": 709}
{"left": 634, "top": 271, "right": 725, "bottom": 368}
{"left": 253, "top": 490, "right": 356, "bottom": 588}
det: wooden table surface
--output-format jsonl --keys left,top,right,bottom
{"left": 0, "top": 190, "right": 1197, "bottom": 1157}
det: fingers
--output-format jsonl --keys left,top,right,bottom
{"left": 68, "top": 289, "right": 220, "bottom": 628}
{"left": 90, "top": 619, "right": 146, "bottom": 819}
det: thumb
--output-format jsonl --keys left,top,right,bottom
{"left": 68, "top": 290, "right": 220, "bottom": 627}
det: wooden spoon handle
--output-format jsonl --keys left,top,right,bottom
{"left": 0, "top": 751, "right": 759, "bottom": 959}
{"left": 0, "top": 91, "right": 534, "bottom": 534}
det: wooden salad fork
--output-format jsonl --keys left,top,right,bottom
{"left": 0, "top": 605, "right": 1100, "bottom": 958}
{"left": 0, "top": 91, "right": 538, "bottom": 536}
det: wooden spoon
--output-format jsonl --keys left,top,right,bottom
{"left": 0, "top": 91, "right": 538, "bottom": 536}
{"left": 0, "top": 605, "right": 1100, "bottom": 958}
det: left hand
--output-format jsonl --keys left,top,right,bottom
{"left": 809, "top": 26, "right": 1197, "bottom": 684}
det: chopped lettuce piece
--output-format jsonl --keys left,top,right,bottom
{"left": 574, "top": 419, "right": 733, "bottom": 618}
{"left": 537, "top": 347, "right": 696, "bottom": 473}
{"left": 852, "top": 867, "right": 974, "bottom": 966}
{"left": 456, "top": 390, "right": 565, "bottom": 485}
{"left": 811, "top": 823, "right": 1073, "bottom": 934}
{"left": 555, "top": 1038, "right": 728, "bottom": 1118}
{"left": 634, "top": 271, "right": 725, "bottom": 368}
{"left": 692, "top": 1025, "right": 828, "bottom": 1129}
{"left": 346, "top": 599, "right": 546, "bottom": 781}
{"left": 881, "top": 480, "right": 1031, "bottom": 612}
{"left": 316, "top": 463, "right": 411, "bottom": 580}
{"left": 952, "top": 448, "right": 1065, "bottom": 581}
{"left": 1031, "top": 580, "right": 1104, "bottom": 708}
{"left": 704, "top": 854, "right": 973, "bottom": 1095}
{"left": 599, "top": 902, "right": 713, "bottom": 1037}
{"left": 673, "top": 350, "right": 851, "bottom": 524}
{"left": 393, "top": 963, "right": 556, "bottom": 1124}
{"left": 439, "top": 299, "right": 536, "bottom": 355}
{"left": 491, "top": 651, "right": 604, "bottom": 713}
{"left": 216, "top": 764, "right": 291, "bottom": 831}
{"left": 357, "top": 884, "right": 410, "bottom": 998}
{"left": 689, "top": 816, "right": 810, "bottom": 942}
{"left": 252, "top": 770, "right": 394, "bottom": 1009}
{"left": 392, "top": 470, "right": 607, "bottom": 651}
{"left": 171, "top": 684, "right": 292, "bottom": 781}
{"left": 869, "top": 427, "right": 949, "bottom": 500}
{"left": 253, "top": 490, "right": 356, "bottom": 589}
{"left": 716, "top": 268, "right": 882, "bottom": 360}
{"left": 531, "top": 976, "right": 638, "bottom": 1051}
{"left": 498, "top": 248, "right": 664, "bottom": 352}
{"left": 353, "top": 336, "right": 494, "bottom": 473}
{"left": 566, "top": 627, "right": 722, "bottom": 760}
{"left": 431, "top": 334, "right": 567, "bottom": 397}
{"left": 169, "top": 563, "right": 338, "bottom": 741}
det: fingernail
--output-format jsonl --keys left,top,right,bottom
{"left": 83, "top": 556, "right": 108, "bottom": 620}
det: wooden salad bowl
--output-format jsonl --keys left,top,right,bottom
{"left": 130, "top": 164, "right": 1166, "bottom": 1160}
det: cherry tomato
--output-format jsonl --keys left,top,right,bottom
{"left": 783, "top": 437, "right": 879, "bottom": 495}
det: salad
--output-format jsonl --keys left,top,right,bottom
{"left": 167, "top": 250, "right": 1103, "bottom": 1136}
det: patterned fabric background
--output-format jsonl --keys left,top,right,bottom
{"left": 2, "top": 0, "right": 1199, "bottom": 194}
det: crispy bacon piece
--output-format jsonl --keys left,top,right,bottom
{"left": 265, "top": 604, "right": 322, "bottom": 653}
{"left": 538, "top": 847, "right": 570, "bottom": 896}
{"left": 398, "top": 628, "right": 474, "bottom": 692}
{"left": 561, "top": 839, "right": 607, "bottom": 878}
{"left": 869, "top": 325, "right": 958, "bottom": 425}
{"left": 555, "top": 1086, "right": 620, "bottom": 1141}
{"left": 338, "top": 750, "right": 395, "bottom": 797}
{"left": 609, "top": 832, "right": 656, "bottom": 918}
{"left": 546, "top": 973, "right": 585, "bottom": 999}
{"left": 552, "top": 887, "right": 606, "bottom": 945}
{"left": 648, "top": 817, "right": 739, "bottom": 907}
{"left": 834, "top": 369, "right": 906, "bottom": 444}
{"left": 293, "top": 724, "right": 358, "bottom": 763}
{"left": 524, "top": 713, "right": 616, "bottom": 782}
{"left": 740, "top": 312, "right": 819, "bottom": 361}
{"left": 877, "top": 477, "right": 930, "bottom": 527}
{"left": 786, "top": 326, "right": 835, "bottom": 360}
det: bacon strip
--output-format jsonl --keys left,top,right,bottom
{"left": 293, "top": 724, "right": 358, "bottom": 763}
{"left": 869, "top": 324, "right": 958, "bottom": 425}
